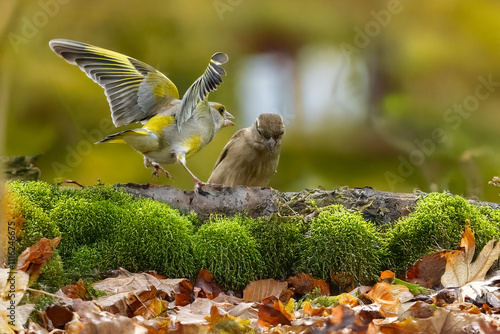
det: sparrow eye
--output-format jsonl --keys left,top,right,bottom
{"left": 218, "top": 106, "right": 225, "bottom": 114}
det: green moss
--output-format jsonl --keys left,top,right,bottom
{"left": 50, "top": 198, "right": 124, "bottom": 258}
{"left": 238, "top": 215, "right": 306, "bottom": 279}
{"left": 310, "top": 295, "right": 340, "bottom": 308}
{"left": 113, "top": 198, "right": 196, "bottom": 279}
{"left": 7, "top": 181, "right": 196, "bottom": 287}
{"left": 85, "top": 283, "right": 107, "bottom": 299}
{"left": 64, "top": 243, "right": 113, "bottom": 282}
{"left": 385, "top": 192, "right": 500, "bottom": 274}
{"left": 9, "top": 181, "right": 500, "bottom": 293}
{"left": 298, "top": 205, "right": 382, "bottom": 284}
{"left": 34, "top": 252, "right": 66, "bottom": 292}
{"left": 61, "top": 184, "right": 134, "bottom": 206}
{"left": 479, "top": 205, "right": 500, "bottom": 229}
{"left": 7, "top": 191, "right": 61, "bottom": 254}
{"left": 27, "top": 294, "right": 58, "bottom": 325}
{"left": 7, "top": 181, "right": 62, "bottom": 212}
{"left": 192, "top": 216, "right": 263, "bottom": 290}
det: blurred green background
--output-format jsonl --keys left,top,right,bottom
{"left": 1, "top": 0, "right": 500, "bottom": 201}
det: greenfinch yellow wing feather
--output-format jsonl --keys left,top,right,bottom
{"left": 49, "top": 39, "right": 179, "bottom": 127}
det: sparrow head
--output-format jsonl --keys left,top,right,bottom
{"left": 210, "top": 103, "right": 234, "bottom": 130}
{"left": 254, "top": 113, "right": 285, "bottom": 152}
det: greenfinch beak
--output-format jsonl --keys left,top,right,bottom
{"left": 223, "top": 110, "right": 234, "bottom": 127}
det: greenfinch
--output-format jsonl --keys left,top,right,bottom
{"left": 49, "top": 39, "right": 233, "bottom": 187}
{"left": 208, "top": 113, "right": 284, "bottom": 187}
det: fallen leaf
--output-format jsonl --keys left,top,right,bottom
{"left": 92, "top": 272, "right": 189, "bottom": 300}
{"left": 45, "top": 304, "right": 74, "bottom": 329}
{"left": 243, "top": 279, "right": 288, "bottom": 302}
{"left": 256, "top": 296, "right": 292, "bottom": 328}
{"left": 175, "top": 279, "right": 193, "bottom": 307}
{"left": 303, "top": 301, "right": 328, "bottom": 317}
{"left": 367, "top": 282, "right": 411, "bottom": 317}
{"left": 194, "top": 269, "right": 222, "bottom": 300}
{"left": 0, "top": 268, "right": 30, "bottom": 332}
{"left": 434, "top": 287, "right": 460, "bottom": 306}
{"left": 398, "top": 301, "right": 435, "bottom": 319}
{"left": 60, "top": 279, "right": 88, "bottom": 300}
{"left": 205, "top": 305, "right": 236, "bottom": 328}
{"left": 379, "top": 270, "right": 396, "bottom": 282}
{"left": 74, "top": 310, "right": 136, "bottom": 334}
{"left": 338, "top": 293, "right": 359, "bottom": 308}
{"left": 406, "top": 252, "right": 447, "bottom": 288}
{"left": 287, "top": 273, "right": 330, "bottom": 296}
{"left": 319, "top": 304, "right": 371, "bottom": 333}
{"left": 441, "top": 225, "right": 500, "bottom": 288}
{"left": 16, "top": 237, "right": 60, "bottom": 282}
{"left": 139, "top": 317, "right": 171, "bottom": 333}
{"left": 129, "top": 286, "right": 168, "bottom": 319}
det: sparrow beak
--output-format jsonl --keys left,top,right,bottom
{"left": 265, "top": 138, "right": 276, "bottom": 151}
{"left": 223, "top": 110, "right": 234, "bottom": 127}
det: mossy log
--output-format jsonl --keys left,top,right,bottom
{"left": 6, "top": 181, "right": 500, "bottom": 291}
{"left": 118, "top": 183, "right": 500, "bottom": 224}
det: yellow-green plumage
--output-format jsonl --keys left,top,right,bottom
{"left": 49, "top": 39, "right": 234, "bottom": 186}
{"left": 183, "top": 135, "right": 202, "bottom": 157}
{"left": 143, "top": 115, "right": 175, "bottom": 133}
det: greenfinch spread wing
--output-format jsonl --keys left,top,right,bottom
{"left": 178, "top": 52, "right": 228, "bottom": 130}
{"left": 49, "top": 39, "right": 180, "bottom": 127}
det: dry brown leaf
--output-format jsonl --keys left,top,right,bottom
{"left": 92, "top": 272, "right": 190, "bottom": 302}
{"left": 398, "top": 301, "right": 435, "bottom": 320}
{"left": 74, "top": 310, "right": 136, "bottom": 334}
{"left": 243, "top": 278, "right": 288, "bottom": 302}
{"left": 441, "top": 225, "right": 500, "bottom": 287}
{"left": 406, "top": 252, "right": 447, "bottom": 288}
{"left": 175, "top": 279, "right": 193, "bottom": 307}
{"left": 319, "top": 304, "right": 373, "bottom": 333}
{"left": 94, "top": 285, "right": 169, "bottom": 319}
{"left": 129, "top": 286, "right": 169, "bottom": 319}
{"left": 16, "top": 237, "right": 60, "bottom": 281}
{"left": 287, "top": 273, "right": 330, "bottom": 296}
{"left": 60, "top": 279, "right": 88, "bottom": 300}
{"left": 256, "top": 296, "right": 292, "bottom": 328}
{"left": 45, "top": 304, "right": 74, "bottom": 329}
{"left": 194, "top": 269, "right": 222, "bottom": 300}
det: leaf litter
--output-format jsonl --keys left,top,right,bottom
{"left": 5, "top": 226, "right": 500, "bottom": 333}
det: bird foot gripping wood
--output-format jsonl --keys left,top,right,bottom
{"left": 151, "top": 164, "right": 173, "bottom": 180}
{"left": 193, "top": 178, "right": 206, "bottom": 187}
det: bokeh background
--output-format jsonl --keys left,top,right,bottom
{"left": 1, "top": 1, "right": 500, "bottom": 201}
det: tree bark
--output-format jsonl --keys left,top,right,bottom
{"left": 117, "top": 183, "right": 500, "bottom": 225}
